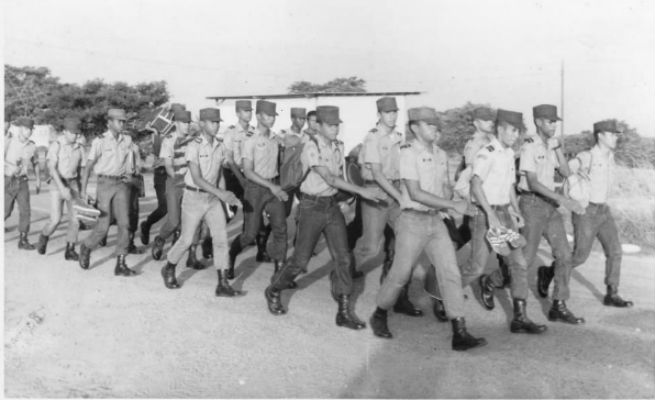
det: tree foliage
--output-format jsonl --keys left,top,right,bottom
{"left": 288, "top": 76, "right": 366, "bottom": 94}
{"left": 4, "top": 64, "right": 169, "bottom": 137}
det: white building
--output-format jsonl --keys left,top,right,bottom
{"left": 207, "top": 91, "right": 421, "bottom": 154}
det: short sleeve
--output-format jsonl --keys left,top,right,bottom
{"left": 88, "top": 138, "right": 102, "bottom": 162}
{"left": 472, "top": 148, "right": 493, "bottom": 182}
{"left": 399, "top": 147, "right": 418, "bottom": 181}
{"left": 241, "top": 136, "right": 256, "bottom": 162}
{"left": 185, "top": 142, "right": 199, "bottom": 164}
{"left": 576, "top": 151, "right": 592, "bottom": 173}
{"left": 361, "top": 133, "right": 381, "bottom": 164}
{"left": 519, "top": 143, "right": 537, "bottom": 173}
{"left": 47, "top": 142, "right": 60, "bottom": 163}
{"left": 159, "top": 138, "right": 174, "bottom": 159}
{"left": 463, "top": 140, "right": 480, "bottom": 166}
{"left": 301, "top": 140, "right": 320, "bottom": 169}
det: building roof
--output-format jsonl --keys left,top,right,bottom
{"left": 207, "top": 91, "right": 422, "bottom": 101}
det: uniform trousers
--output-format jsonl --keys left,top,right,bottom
{"left": 142, "top": 166, "right": 168, "bottom": 228}
{"left": 41, "top": 178, "right": 80, "bottom": 243}
{"left": 4, "top": 175, "right": 31, "bottom": 233}
{"left": 82, "top": 176, "right": 130, "bottom": 254}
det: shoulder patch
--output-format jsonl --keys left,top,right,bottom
{"left": 524, "top": 137, "right": 534, "bottom": 144}
{"left": 194, "top": 137, "right": 202, "bottom": 143}
{"left": 369, "top": 128, "right": 378, "bottom": 133}
{"left": 400, "top": 143, "right": 412, "bottom": 149}
{"left": 486, "top": 145, "right": 494, "bottom": 152}
{"left": 228, "top": 125, "right": 235, "bottom": 129}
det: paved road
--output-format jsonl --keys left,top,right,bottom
{"left": 4, "top": 175, "right": 654, "bottom": 398}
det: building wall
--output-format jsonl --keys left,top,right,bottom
{"left": 214, "top": 95, "right": 410, "bottom": 154}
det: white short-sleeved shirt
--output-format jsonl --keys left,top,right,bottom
{"left": 575, "top": 146, "right": 614, "bottom": 204}
{"left": 241, "top": 128, "right": 281, "bottom": 179}
{"left": 518, "top": 136, "right": 558, "bottom": 192}
{"left": 4, "top": 137, "right": 36, "bottom": 177}
{"left": 358, "top": 125, "right": 403, "bottom": 180}
{"left": 47, "top": 136, "right": 84, "bottom": 179}
{"left": 184, "top": 134, "right": 225, "bottom": 188}
{"left": 300, "top": 136, "right": 344, "bottom": 197}
{"left": 399, "top": 140, "right": 450, "bottom": 212}
{"left": 463, "top": 133, "right": 489, "bottom": 167}
{"left": 471, "top": 136, "right": 516, "bottom": 205}
{"left": 223, "top": 123, "right": 255, "bottom": 166}
{"left": 87, "top": 131, "right": 134, "bottom": 176}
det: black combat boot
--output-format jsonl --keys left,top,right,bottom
{"left": 255, "top": 230, "right": 272, "bottom": 262}
{"left": 393, "top": 286, "right": 423, "bottom": 316}
{"left": 215, "top": 270, "right": 244, "bottom": 297}
{"left": 18, "top": 232, "right": 35, "bottom": 250}
{"left": 451, "top": 317, "right": 487, "bottom": 351}
{"left": 335, "top": 295, "right": 366, "bottom": 330}
{"left": 161, "top": 262, "right": 180, "bottom": 289}
{"left": 370, "top": 307, "right": 393, "bottom": 338}
{"left": 273, "top": 261, "right": 296, "bottom": 289}
{"left": 479, "top": 274, "right": 496, "bottom": 310}
{"left": 151, "top": 236, "right": 165, "bottom": 260}
{"left": 548, "top": 300, "right": 585, "bottom": 324}
{"left": 79, "top": 243, "right": 91, "bottom": 270}
{"left": 432, "top": 298, "right": 448, "bottom": 322}
{"left": 537, "top": 263, "right": 555, "bottom": 298}
{"left": 64, "top": 243, "right": 79, "bottom": 261}
{"left": 603, "top": 285, "right": 634, "bottom": 307}
{"left": 114, "top": 254, "right": 138, "bottom": 277}
{"left": 36, "top": 234, "right": 49, "bottom": 254}
{"left": 264, "top": 286, "right": 286, "bottom": 315}
{"left": 227, "top": 239, "right": 242, "bottom": 279}
{"left": 186, "top": 244, "right": 206, "bottom": 270}
{"left": 140, "top": 221, "right": 151, "bottom": 245}
{"left": 510, "top": 298, "right": 547, "bottom": 334}
{"left": 126, "top": 232, "right": 143, "bottom": 254}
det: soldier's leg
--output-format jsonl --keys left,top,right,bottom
{"left": 263, "top": 197, "right": 288, "bottom": 262}
{"left": 112, "top": 183, "right": 131, "bottom": 256}
{"left": 65, "top": 182, "right": 81, "bottom": 245}
{"left": 460, "top": 208, "right": 492, "bottom": 286}
{"left": 5, "top": 178, "right": 18, "bottom": 220}
{"left": 596, "top": 207, "right": 631, "bottom": 306}
{"left": 37, "top": 185, "right": 64, "bottom": 254}
{"left": 17, "top": 178, "right": 31, "bottom": 234}
{"left": 82, "top": 180, "right": 116, "bottom": 250}
{"left": 166, "top": 192, "right": 206, "bottom": 265}
{"left": 353, "top": 198, "right": 390, "bottom": 273}
{"left": 206, "top": 198, "right": 243, "bottom": 296}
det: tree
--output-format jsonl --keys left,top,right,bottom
{"left": 288, "top": 76, "right": 367, "bottom": 94}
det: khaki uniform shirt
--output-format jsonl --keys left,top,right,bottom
{"left": 279, "top": 127, "right": 308, "bottom": 147}
{"left": 399, "top": 140, "right": 450, "bottom": 212}
{"left": 241, "top": 127, "right": 281, "bottom": 179}
{"left": 576, "top": 146, "right": 614, "bottom": 204}
{"left": 87, "top": 131, "right": 135, "bottom": 176}
{"left": 472, "top": 136, "right": 515, "bottom": 205}
{"left": 223, "top": 123, "right": 255, "bottom": 166}
{"left": 518, "top": 136, "right": 558, "bottom": 192}
{"left": 47, "top": 136, "right": 84, "bottom": 179}
{"left": 4, "top": 137, "right": 36, "bottom": 177}
{"left": 358, "top": 125, "right": 403, "bottom": 180}
{"left": 463, "top": 133, "right": 489, "bottom": 167}
{"left": 300, "top": 137, "right": 344, "bottom": 197}
{"left": 184, "top": 134, "right": 225, "bottom": 189}
{"left": 159, "top": 131, "right": 194, "bottom": 179}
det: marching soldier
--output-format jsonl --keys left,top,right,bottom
{"left": 519, "top": 104, "right": 585, "bottom": 324}
{"left": 78, "top": 108, "right": 138, "bottom": 276}
{"left": 279, "top": 107, "right": 308, "bottom": 147}
{"left": 541, "top": 119, "right": 633, "bottom": 309}
{"left": 463, "top": 109, "right": 547, "bottom": 334}
{"left": 353, "top": 96, "right": 422, "bottom": 316}
{"left": 36, "top": 117, "right": 85, "bottom": 260}
{"left": 265, "top": 105, "right": 385, "bottom": 329}
{"left": 369, "top": 107, "right": 486, "bottom": 351}
{"left": 126, "top": 132, "right": 145, "bottom": 254}
{"left": 304, "top": 110, "right": 319, "bottom": 138}
{"left": 5, "top": 116, "right": 41, "bottom": 249}
{"left": 150, "top": 109, "right": 204, "bottom": 269}
{"left": 160, "top": 108, "right": 242, "bottom": 296}
{"left": 222, "top": 100, "right": 272, "bottom": 265}
{"left": 227, "top": 100, "right": 288, "bottom": 280}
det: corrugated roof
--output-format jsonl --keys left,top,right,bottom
{"left": 207, "top": 91, "right": 421, "bottom": 101}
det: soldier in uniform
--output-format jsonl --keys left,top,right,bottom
{"left": 519, "top": 104, "right": 586, "bottom": 324}
{"left": 227, "top": 100, "right": 288, "bottom": 280}
{"left": 222, "top": 100, "right": 272, "bottom": 265}
{"left": 542, "top": 119, "right": 633, "bottom": 309}
{"left": 150, "top": 109, "right": 204, "bottom": 269}
{"left": 36, "top": 117, "right": 85, "bottom": 260}
{"left": 78, "top": 108, "right": 138, "bottom": 276}
{"left": 304, "top": 110, "right": 319, "bottom": 138}
{"left": 463, "top": 109, "right": 547, "bottom": 334}
{"left": 4, "top": 116, "right": 41, "bottom": 249}
{"left": 369, "top": 107, "right": 486, "bottom": 351}
{"left": 279, "top": 107, "right": 308, "bottom": 216}
{"left": 353, "top": 96, "right": 422, "bottom": 316}
{"left": 265, "top": 105, "right": 385, "bottom": 330}
{"left": 160, "top": 108, "right": 242, "bottom": 296}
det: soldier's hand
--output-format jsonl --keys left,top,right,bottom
{"left": 358, "top": 187, "right": 385, "bottom": 202}
{"left": 222, "top": 191, "right": 241, "bottom": 208}
{"left": 547, "top": 137, "right": 561, "bottom": 150}
{"left": 563, "top": 198, "right": 586, "bottom": 215}
{"left": 452, "top": 200, "right": 474, "bottom": 216}
{"left": 271, "top": 186, "right": 288, "bottom": 202}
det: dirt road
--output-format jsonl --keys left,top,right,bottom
{"left": 4, "top": 176, "right": 654, "bottom": 398}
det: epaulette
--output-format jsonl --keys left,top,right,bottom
{"left": 194, "top": 137, "right": 203, "bottom": 143}
{"left": 396, "top": 131, "right": 402, "bottom": 136}
{"left": 486, "top": 145, "right": 495, "bottom": 152}
{"left": 336, "top": 139, "right": 344, "bottom": 145}
{"left": 280, "top": 129, "right": 288, "bottom": 135}
{"left": 400, "top": 143, "right": 412, "bottom": 149}
{"left": 524, "top": 137, "right": 534, "bottom": 144}
{"left": 228, "top": 125, "right": 235, "bottom": 129}
{"left": 369, "top": 128, "right": 378, "bottom": 133}
{"left": 27, "top": 140, "right": 36, "bottom": 146}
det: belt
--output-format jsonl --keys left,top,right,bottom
{"left": 5, "top": 175, "right": 28, "bottom": 181}
{"left": 521, "top": 191, "right": 559, "bottom": 208}
{"left": 405, "top": 208, "right": 440, "bottom": 215}
{"left": 300, "top": 193, "right": 336, "bottom": 202}
{"left": 363, "top": 179, "right": 401, "bottom": 186}
{"left": 98, "top": 174, "right": 129, "bottom": 181}
{"left": 185, "top": 185, "right": 207, "bottom": 193}
{"left": 588, "top": 202, "right": 607, "bottom": 207}
{"left": 490, "top": 204, "right": 510, "bottom": 210}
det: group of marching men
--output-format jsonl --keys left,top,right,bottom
{"left": 4, "top": 97, "right": 633, "bottom": 351}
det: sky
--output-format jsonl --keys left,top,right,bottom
{"left": 3, "top": 0, "right": 654, "bottom": 136}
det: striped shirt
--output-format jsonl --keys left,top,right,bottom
{"left": 159, "top": 132, "right": 195, "bottom": 183}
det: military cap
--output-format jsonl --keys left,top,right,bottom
{"left": 63, "top": 117, "right": 82, "bottom": 133}
{"left": 173, "top": 109, "right": 192, "bottom": 123}
{"left": 107, "top": 108, "right": 127, "bottom": 121}
{"left": 290, "top": 107, "right": 307, "bottom": 118}
{"left": 170, "top": 103, "right": 186, "bottom": 113}
{"left": 235, "top": 100, "right": 252, "bottom": 111}
{"left": 593, "top": 120, "right": 622, "bottom": 134}
{"left": 472, "top": 107, "right": 495, "bottom": 121}
{"left": 533, "top": 104, "right": 561, "bottom": 121}
{"left": 376, "top": 97, "right": 398, "bottom": 112}
{"left": 14, "top": 117, "right": 35, "bottom": 129}
{"left": 496, "top": 109, "right": 524, "bottom": 130}
{"left": 316, "top": 105, "right": 342, "bottom": 124}
{"left": 199, "top": 108, "right": 222, "bottom": 122}
{"left": 256, "top": 100, "right": 278, "bottom": 116}
{"left": 407, "top": 107, "right": 439, "bottom": 125}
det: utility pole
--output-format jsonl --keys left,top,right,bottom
{"left": 560, "top": 60, "right": 565, "bottom": 135}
